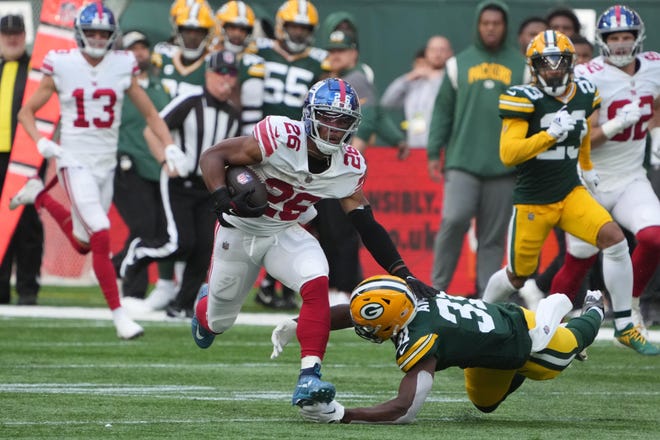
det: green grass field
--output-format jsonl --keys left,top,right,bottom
{"left": 1, "top": 286, "right": 659, "bottom": 439}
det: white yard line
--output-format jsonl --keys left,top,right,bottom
{"left": 0, "top": 304, "right": 658, "bottom": 342}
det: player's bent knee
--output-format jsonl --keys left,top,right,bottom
{"left": 596, "top": 222, "right": 625, "bottom": 249}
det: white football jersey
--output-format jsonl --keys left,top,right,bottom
{"left": 225, "top": 115, "right": 367, "bottom": 235}
{"left": 574, "top": 52, "right": 660, "bottom": 191}
{"left": 42, "top": 49, "right": 137, "bottom": 175}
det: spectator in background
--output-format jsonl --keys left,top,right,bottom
{"left": 381, "top": 35, "right": 453, "bottom": 149}
{"left": 254, "top": 0, "right": 328, "bottom": 310}
{"left": 147, "top": 0, "right": 218, "bottom": 312}
{"left": 321, "top": 11, "right": 409, "bottom": 157}
{"left": 517, "top": 16, "right": 548, "bottom": 54}
{"left": 546, "top": 7, "right": 581, "bottom": 39}
{"left": 427, "top": 0, "right": 527, "bottom": 297}
{"left": 112, "top": 31, "right": 172, "bottom": 305}
{"left": 572, "top": 35, "right": 594, "bottom": 65}
{"left": 121, "top": 50, "right": 242, "bottom": 319}
{"left": 0, "top": 14, "right": 44, "bottom": 306}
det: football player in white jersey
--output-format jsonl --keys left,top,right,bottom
{"left": 11, "top": 2, "right": 185, "bottom": 340}
{"left": 551, "top": 5, "right": 660, "bottom": 354}
{"left": 191, "top": 78, "right": 437, "bottom": 408}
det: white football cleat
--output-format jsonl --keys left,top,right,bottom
{"left": 9, "top": 178, "right": 44, "bottom": 210}
{"left": 631, "top": 296, "right": 649, "bottom": 339}
{"left": 112, "top": 308, "right": 144, "bottom": 340}
{"left": 143, "top": 279, "right": 178, "bottom": 311}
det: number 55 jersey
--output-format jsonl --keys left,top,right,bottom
{"left": 42, "top": 48, "right": 137, "bottom": 175}
{"left": 498, "top": 80, "right": 601, "bottom": 205}
{"left": 574, "top": 53, "right": 660, "bottom": 192}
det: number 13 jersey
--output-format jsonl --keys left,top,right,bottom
{"left": 224, "top": 115, "right": 366, "bottom": 235}
{"left": 42, "top": 49, "right": 137, "bottom": 174}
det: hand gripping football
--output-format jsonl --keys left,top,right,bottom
{"left": 225, "top": 166, "right": 268, "bottom": 215}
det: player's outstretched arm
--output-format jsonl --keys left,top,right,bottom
{"left": 301, "top": 357, "right": 437, "bottom": 424}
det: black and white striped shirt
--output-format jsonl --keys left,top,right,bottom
{"left": 160, "top": 89, "right": 241, "bottom": 176}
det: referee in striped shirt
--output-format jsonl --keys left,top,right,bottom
{"left": 124, "top": 50, "right": 242, "bottom": 318}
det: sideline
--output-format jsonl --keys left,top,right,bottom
{"left": 0, "top": 304, "right": 658, "bottom": 342}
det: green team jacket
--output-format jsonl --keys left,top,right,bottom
{"left": 117, "top": 74, "right": 171, "bottom": 182}
{"left": 427, "top": 0, "right": 526, "bottom": 178}
{"left": 394, "top": 293, "right": 532, "bottom": 372}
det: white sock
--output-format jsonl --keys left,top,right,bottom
{"left": 482, "top": 268, "right": 517, "bottom": 303}
{"left": 301, "top": 355, "right": 322, "bottom": 370}
{"left": 602, "top": 240, "right": 633, "bottom": 330}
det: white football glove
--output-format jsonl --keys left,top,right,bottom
{"left": 37, "top": 137, "right": 63, "bottom": 159}
{"left": 581, "top": 168, "right": 600, "bottom": 193}
{"left": 270, "top": 318, "right": 298, "bottom": 359}
{"left": 299, "top": 400, "right": 345, "bottom": 424}
{"left": 546, "top": 107, "right": 575, "bottom": 143}
{"left": 600, "top": 100, "right": 642, "bottom": 138}
{"left": 164, "top": 144, "right": 190, "bottom": 178}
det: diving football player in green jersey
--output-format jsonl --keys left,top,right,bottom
{"left": 270, "top": 275, "right": 604, "bottom": 423}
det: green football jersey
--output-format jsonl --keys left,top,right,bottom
{"left": 152, "top": 42, "right": 206, "bottom": 98}
{"left": 499, "top": 80, "right": 601, "bottom": 204}
{"left": 394, "top": 293, "right": 532, "bottom": 372}
{"left": 256, "top": 38, "right": 328, "bottom": 120}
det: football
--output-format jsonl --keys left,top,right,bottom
{"left": 225, "top": 165, "right": 268, "bottom": 213}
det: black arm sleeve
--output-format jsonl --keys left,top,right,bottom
{"left": 347, "top": 205, "right": 410, "bottom": 276}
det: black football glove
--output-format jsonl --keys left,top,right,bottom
{"left": 393, "top": 267, "right": 438, "bottom": 300}
{"left": 213, "top": 187, "right": 266, "bottom": 219}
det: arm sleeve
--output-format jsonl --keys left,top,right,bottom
{"left": 348, "top": 206, "right": 406, "bottom": 274}
{"left": 426, "top": 67, "right": 455, "bottom": 160}
{"left": 499, "top": 117, "right": 556, "bottom": 166}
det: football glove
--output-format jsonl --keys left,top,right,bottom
{"left": 600, "top": 100, "right": 642, "bottom": 139}
{"left": 212, "top": 187, "right": 265, "bottom": 219}
{"left": 164, "top": 144, "right": 190, "bottom": 177}
{"left": 546, "top": 107, "right": 575, "bottom": 143}
{"left": 393, "top": 267, "right": 438, "bottom": 300}
{"left": 581, "top": 168, "right": 600, "bottom": 194}
{"left": 270, "top": 318, "right": 298, "bottom": 359}
{"left": 299, "top": 400, "right": 345, "bottom": 424}
{"left": 37, "top": 138, "right": 63, "bottom": 159}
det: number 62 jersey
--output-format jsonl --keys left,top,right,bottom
{"left": 223, "top": 115, "right": 367, "bottom": 235}
{"left": 42, "top": 48, "right": 137, "bottom": 175}
{"left": 574, "top": 53, "right": 660, "bottom": 192}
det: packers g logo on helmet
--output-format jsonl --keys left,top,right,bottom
{"left": 349, "top": 275, "right": 418, "bottom": 344}
{"left": 275, "top": 0, "right": 319, "bottom": 54}
{"left": 526, "top": 30, "right": 576, "bottom": 97}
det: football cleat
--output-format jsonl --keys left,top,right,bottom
{"left": 112, "top": 309, "right": 144, "bottom": 340}
{"left": 9, "top": 178, "right": 44, "bottom": 210}
{"left": 191, "top": 284, "right": 216, "bottom": 349}
{"left": 581, "top": 290, "right": 604, "bottom": 316}
{"left": 614, "top": 323, "right": 660, "bottom": 356}
{"left": 143, "top": 279, "right": 179, "bottom": 311}
{"left": 576, "top": 290, "right": 605, "bottom": 361}
{"left": 292, "top": 364, "right": 336, "bottom": 406}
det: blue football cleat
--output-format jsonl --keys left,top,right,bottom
{"left": 292, "top": 364, "right": 336, "bottom": 406}
{"left": 191, "top": 284, "right": 215, "bottom": 349}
